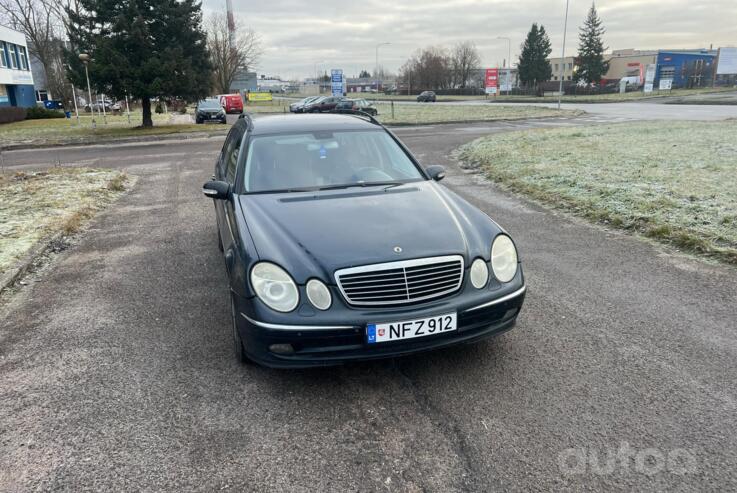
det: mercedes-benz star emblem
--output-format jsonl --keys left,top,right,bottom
{"left": 393, "top": 246, "right": 402, "bottom": 253}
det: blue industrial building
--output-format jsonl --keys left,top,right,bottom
{"left": 654, "top": 50, "right": 717, "bottom": 89}
{"left": 0, "top": 24, "right": 36, "bottom": 108}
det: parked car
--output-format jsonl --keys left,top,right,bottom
{"left": 416, "top": 91, "right": 437, "bottom": 102}
{"left": 195, "top": 99, "right": 227, "bottom": 124}
{"left": 289, "top": 96, "right": 321, "bottom": 113}
{"left": 84, "top": 99, "right": 113, "bottom": 112}
{"left": 302, "top": 96, "right": 346, "bottom": 113}
{"left": 218, "top": 94, "right": 244, "bottom": 114}
{"left": 202, "top": 113, "right": 526, "bottom": 368}
{"left": 333, "top": 98, "right": 378, "bottom": 116}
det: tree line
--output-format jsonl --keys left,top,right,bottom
{"left": 398, "top": 4, "right": 608, "bottom": 92}
{"left": 0, "top": 0, "right": 262, "bottom": 127}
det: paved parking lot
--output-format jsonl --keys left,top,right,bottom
{"left": 1, "top": 118, "right": 736, "bottom": 490}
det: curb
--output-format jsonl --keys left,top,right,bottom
{"left": 2, "top": 130, "right": 228, "bottom": 152}
{"left": 0, "top": 232, "right": 63, "bottom": 294}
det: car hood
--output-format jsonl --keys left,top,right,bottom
{"left": 238, "top": 181, "right": 500, "bottom": 283}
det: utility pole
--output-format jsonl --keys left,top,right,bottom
{"left": 79, "top": 53, "right": 95, "bottom": 129}
{"left": 557, "top": 0, "right": 570, "bottom": 110}
{"left": 497, "top": 36, "right": 511, "bottom": 95}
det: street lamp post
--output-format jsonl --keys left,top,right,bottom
{"left": 497, "top": 36, "right": 511, "bottom": 95}
{"left": 78, "top": 53, "right": 95, "bottom": 129}
{"left": 375, "top": 42, "right": 390, "bottom": 93}
{"left": 313, "top": 60, "right": 325, "bottom": 93}
{"left": 557, "top": 0, "right": 570, "bottom": 110}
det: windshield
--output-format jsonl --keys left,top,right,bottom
{"left": 243, "top": 130, "right": 425, "bottom": 193}
{"left": 199, "top": 100, "right": 221, "bottom": 109}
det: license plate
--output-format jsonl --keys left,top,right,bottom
{"left": 366, "top": 312, "right": 457, "bottom": 344}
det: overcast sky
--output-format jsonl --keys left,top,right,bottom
{"left": 202, "top": 0, "right": 737, "bottom": 80}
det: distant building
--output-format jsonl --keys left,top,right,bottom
{"left": 604, "top": 49, "right": 716, "bottom": 88}
{"left": 257, "top": 75, "right": 290, "bottom": 93}
{"left": 603, "top": 49, "right": 658, "bottom": 85}
{"left": 0, "top": 24, "right": 35, "bottom": 108}
{"left": 229, "top": 69, "right": 257, "bottom": 93}
{"left": 548, "top": 56, "right": 577, "bottom": 82}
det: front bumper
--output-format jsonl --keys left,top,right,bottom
{"left": 234, "top": 281, "right": 526, "bottom": 368}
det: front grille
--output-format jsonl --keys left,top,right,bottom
{"left": 335, "top": 255, "right": 464, "bottom": 306}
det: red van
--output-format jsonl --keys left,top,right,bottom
{"left": 218, "top": 94, "right": 244, "bottom": 114}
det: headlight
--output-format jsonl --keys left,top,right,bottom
{"left": 470, "top": 258, "right": 489, "bottom": 289}
{"left": 491, "top": 235, "right": 518, "bottom": 283}
{"left": 306, "top": 279, "right": 332, "bottom": 310}
{"left": 250, "top": 262, "right": 299, "bottom": 312}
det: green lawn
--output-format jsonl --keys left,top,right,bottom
{"left": 0, "top": 112, "right": 227, "bottom": 147}
{"left": 456, "top": 121, "right": 737, "bottom": 264}
{"left": 0, "top": 168, "right": 130, "bottom": 276}
{"left": 492, "top": 87, "right": 737, "bottom": 104}
{"left": 374, "top": 103, "right": 581, "bottom": 125}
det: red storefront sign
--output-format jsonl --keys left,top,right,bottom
{"left": 485, "top": 68, "right": 498, "bottom": 94}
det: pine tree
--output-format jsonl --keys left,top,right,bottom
{"left": 576, "top": 3, "right": 609, "bottom": 84}
{"left": 517, "top": 23, "right": 552, "bottom": 88}
{"left": 65, "top": 0, "right": 212, "bottom": 127}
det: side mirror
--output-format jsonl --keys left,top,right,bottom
{"left": 425, "top": 165, "right": 446, "bottom": 182}
{"left": 203, "top": 180, "right": 230, "bottom": 200}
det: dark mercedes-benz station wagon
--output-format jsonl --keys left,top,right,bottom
{"left": 203, "top": 113, "right": 526, "bottom": 368}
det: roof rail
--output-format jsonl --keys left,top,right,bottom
{"left": 346, "top": 110, "right": 382, "bottom": 126}
{"left": 239, "top": 112, "right": 253, "bottom": 129}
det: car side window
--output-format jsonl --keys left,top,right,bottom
{"left": 218, "top": 127, "right": 238, "bottom": 178}
{"left": 225, "top": 127, "right": 244, "bottom": 183}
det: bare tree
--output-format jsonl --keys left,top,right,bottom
{"left": 450, "top": 41, "right": 481, "bottom": 88}
{"left": 399, "top": 46, "right": 452, "bottom": 92}
{"left": 206, "top": 12, "right": 262, "bottom": 94}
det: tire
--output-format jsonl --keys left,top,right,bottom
{"left": 196, "top": 118, "right": 202, "bottom": 124}
{"left": 231, "top": 293, "right": 253, "bottom": 365}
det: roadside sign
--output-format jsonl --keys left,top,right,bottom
{"left": 643, "top": 64, "right": 656, "bottom": 93}
{"left": 331, "top": 69, "right": 344, "bottom": 97}
{"left": 716, "top": 47, "right": 737, "bottom": 75}
{"left": 659, "top": 79, "right": 673, "bottom": 91}
{"left": 499, "top": 69, "right": 513, "bottom": 92}
{"left": 247, "top": 92, "right": 273, "bottom": 102}
{"left": 485, "top": 68, "right": 498, "bottom": 95}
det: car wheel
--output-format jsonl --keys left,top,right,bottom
{"left": 196, "top": 118, "right": 202, "bottom": 124}
{"left": 230, "top": 293, "right": 254, "bottom": 365}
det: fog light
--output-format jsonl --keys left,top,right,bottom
{"left": 269, "top": 343, "right": 294, "bottom": 355}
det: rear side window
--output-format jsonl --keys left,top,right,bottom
{"left": 222, "top": 125, "right": 245, "bottom": 183}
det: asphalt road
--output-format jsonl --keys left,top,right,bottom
{"left": 2, "top": 118, "right": 737, "bottom": 491}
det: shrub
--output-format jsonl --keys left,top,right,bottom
{"left": 0, "top": 106, "right": 28, "bottom": 124}
{"left": 155, "top": 102, "right": 164, "bottom": 114}
{"left": 25, "top": 106, "right": 65, "bottom": 120}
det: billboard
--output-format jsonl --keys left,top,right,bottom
{"left": 247, "top": 92, "right": 273, "bottom": 102}
{"left": 331, "top": 69, "right": 344, "bottom": 96}
{"left": 485, "top": 68, "right": 498, "bottom": 95}
{"left": 499, "top": 69, "right": 513, "bottom": 92}
{"left": 716, "top": 47, "right": 737, "bottom": 75}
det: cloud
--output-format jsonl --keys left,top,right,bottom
{"left": 203, "top": 0, "right": 737, "bottom": 79}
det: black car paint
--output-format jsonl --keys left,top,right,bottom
{"left": 207, "top": 114, "right": 525, "bottom": 367}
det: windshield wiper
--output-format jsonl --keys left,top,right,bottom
{"left": 315, "top": 181, "right": 402, "bottom": 191}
